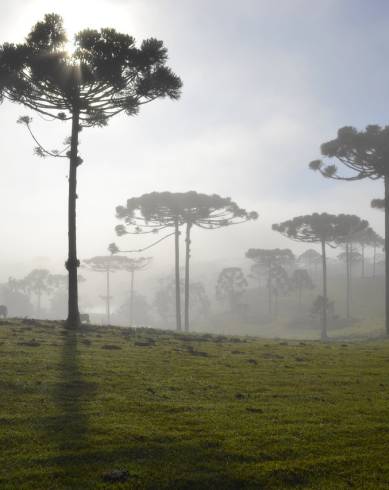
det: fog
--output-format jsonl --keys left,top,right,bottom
{"left": 0, "top": 0, "right": 387, "bottom": 337}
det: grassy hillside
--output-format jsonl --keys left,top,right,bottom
{"left": 1, "top": 320, "right": 389, "bottom": 489}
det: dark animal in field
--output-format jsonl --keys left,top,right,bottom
{"left": 0, "top": 305, "right": 8, "bottom": 318}
{"left": 80, "top": 313, "right": 90, "bottom": 323}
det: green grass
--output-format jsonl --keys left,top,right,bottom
{"left": 1, "top": 320, "right": 389, "bottom": 489}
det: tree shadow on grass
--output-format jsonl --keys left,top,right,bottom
{"left": 44, "top": 331, "right": 97, "bottom": 472}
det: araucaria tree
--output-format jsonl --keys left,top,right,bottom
{"left": 123, "top": 256, "right": 152, "bottom": 327}
{"left": 115, "top": 192, "right": 185, "bottom": 331}
{"left": 0, "top": 14, "right": 182, "bottom": 328}
{"left": 245, "top": 249, "right": 294, "bottom": 318}
{"left": 309, "top": 125, "right": 389, "bottom": 334}
{"left": 23, "top": 269, "right": 52, "bottom": 318}
{"left": 173, "top": 191, "right": 257, "bottom": 332}
{"left": 116, "top": 191, "right": 257, "bottom": 332}
{"left": 297, "top": 249, "right": 322, "bottom": 276}
{"left": 291, "top": 269, "right": 315, "bottom": 308}
{"left": 83, "top": 255, "right": 129, "bottom": 324}
{"left": 335, "top": 215, "right": 368, "bottom": 319}
{"left": 272, "top": 213, "right": 348, "bottom": 340}
{"left": 215, "top": 267, "right": 248, "bottom": 314}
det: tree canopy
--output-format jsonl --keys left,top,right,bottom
{"left": 309, "top": 125, "right": 389, "bottom": 180}
{"left": 115, "top": 191, "right": 257, "bottom": 233}
{"left": 0, "top": 13, "right": 182, "bottom": 125}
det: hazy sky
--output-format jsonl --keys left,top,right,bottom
{"left": 0, "top": 0, "right": 386, "bottom": 285}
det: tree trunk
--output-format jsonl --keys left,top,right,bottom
{"left": 130, "top": 269, "right": 134, "bottom": 327}
{"left": 184, "top": 222, "right": 192, "bottom": 332}
{"left": 65, "top": 108, "right": 81, "bottom": 328}
{"left": 268, "top": 264, "right": 273, "bottom": 317}
{"left": 298, "top": 284, "right": 302, "bottom": 308}
{"left": 37, "top": 288, "right": 41, "bottom": 319}
{"left": 321, "top": 238, "right": 328, "bottom": 340}
{"left": 174, "top": 219, "right": 182, "bottom": 331}
{"left": 385, "top": 176, "right": 389, "bottom": 335}
{"left": 361, "top": 244, "right": 365, "bottom": 278}
{"left": 106, "top": 268, "right": 111, "bottom": 325}
{"left": 346, "top": 241, "right": 351, "bottom": 320}
{"left": 373, "top": 241, "right": 377, "bottom": 278}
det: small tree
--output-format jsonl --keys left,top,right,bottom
{"left": 291, "top": 269, "right": 315, "bottom": 308}
{"left": 215, "top": 267, "right": 248, "bottom": 314}
{"left": 245, "top": 248, "right": 294, "bottom": 317}
{"left": 123, "top": 257, "right": 152, "bottom": 327}
{"left": 24, "top": 269, "right": 52, "bottom": 318}
{"left": 297, "top": 249, "right": 322, "bottom": 276}
{"left": 272, "top": 213, "right": 347, "bottom": 340}
{"left": 353, "top": 227, "right": 384, "bottom": 278}
{"left": 83, "top": 255, "right": 128, "bottom": 324}
{"left": 0, "top": 14, "right": 182, "bottom": 328}
{"left": 270, "top": 264, "right": 290, "bottom": 317}
{"left": 309, "top": 125, "right": 389, "bottom": 334}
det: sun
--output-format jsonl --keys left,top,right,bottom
{"left": 29, "top": 0, "right": 125, "bottom": 54}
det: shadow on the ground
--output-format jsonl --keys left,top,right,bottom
{"left": 45, "top": 330, "right": 97, "bottom": 458}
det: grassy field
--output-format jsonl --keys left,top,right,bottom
{"left": 1, "top": 320, "right": 389, "bottom": 489}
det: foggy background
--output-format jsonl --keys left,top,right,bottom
{"left": 0, "top": 0, "right": 386, "bottom": 324}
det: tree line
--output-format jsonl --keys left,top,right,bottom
{"left": 1, "top": 14, "right": 388, "bottom": 338}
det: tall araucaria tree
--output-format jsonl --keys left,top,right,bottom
{"left": 245, "top": 248, "right": 294, "bottom": 318}
{"left": 309, "top": 125, "right": 389, "bottom": 334}
{"left": 272, "top": 213, "right": 348, "bottom": 340}
{"left": 116, "top": 191, "right": 257, "bottom": 332}
{"left": 173, "top": 191, "right": 257, "bottom": 332}
{"left": 115, "top": 192, "right": 185, "bottom": 331}
{"left": 0, "top": 13, "right": 182, "bottom": 328}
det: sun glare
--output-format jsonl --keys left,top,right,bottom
{"left": 32, "top": 0, "right": 127, "bottom": 54}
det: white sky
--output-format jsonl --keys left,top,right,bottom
{"left": 0, "top": 0, "right": 386, "bottom": 299}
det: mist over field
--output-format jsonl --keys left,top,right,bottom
{"left": 2, "top": 2, "right": 389, "bottom": 488}
{"left": 0, "top": 0, "right": 386, "bottom": 339}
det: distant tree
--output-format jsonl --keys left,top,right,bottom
{"left": 270, "top": 264, "right": 291, "bottom": 317}
{"left": 83, "top": 255, "right": 128, "bottom": 324}
{"left": 153, "top": 276, "right": 210, "bottom": 328}
{"left": 291, "top": 269, "right": 315, "bottom": 307}
{"left": 188, "top": 282, "right": 211, "bottom": 323}
{"left": 297, "top": 249, "right": 322, "bottom": 275}
{"left": 215, "top": 267, "right": 248, "bottom": 314}
{"left": 153, "top": 276, "right": 177, "bottom": 326}
{"left": 1, "top": 279, "right": 33, "bottom": 317}
{"left": 335, "top": 215, "right": 369, "bottom": 319}
{"left": 354, "top": 227, "right": 384, "bottom": 278}
{"left": 0, "top": 13, "right": 182, "bottom": 328}
{"left": 174, "top": 191, "right": 257, "bottom": 332}
{"left": 24, "top": 269, "right": 52, "bottom": 318}
{"left": 309, "top": 125, "right": 389, "bottom": 335}
{"left": 123, "top": 256, "right": 152, "bottom": 327}
{"left": 272, "top": 213, "right": 349, "bottom": 340}
{"left": 245, "top": 249, "right": 294, "bottom": 317}
{"left": 116, "top": 192, "right": 185, "bottom": 331}
{"left": 114, "top": 292, "right": 152, "bottom": 327}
